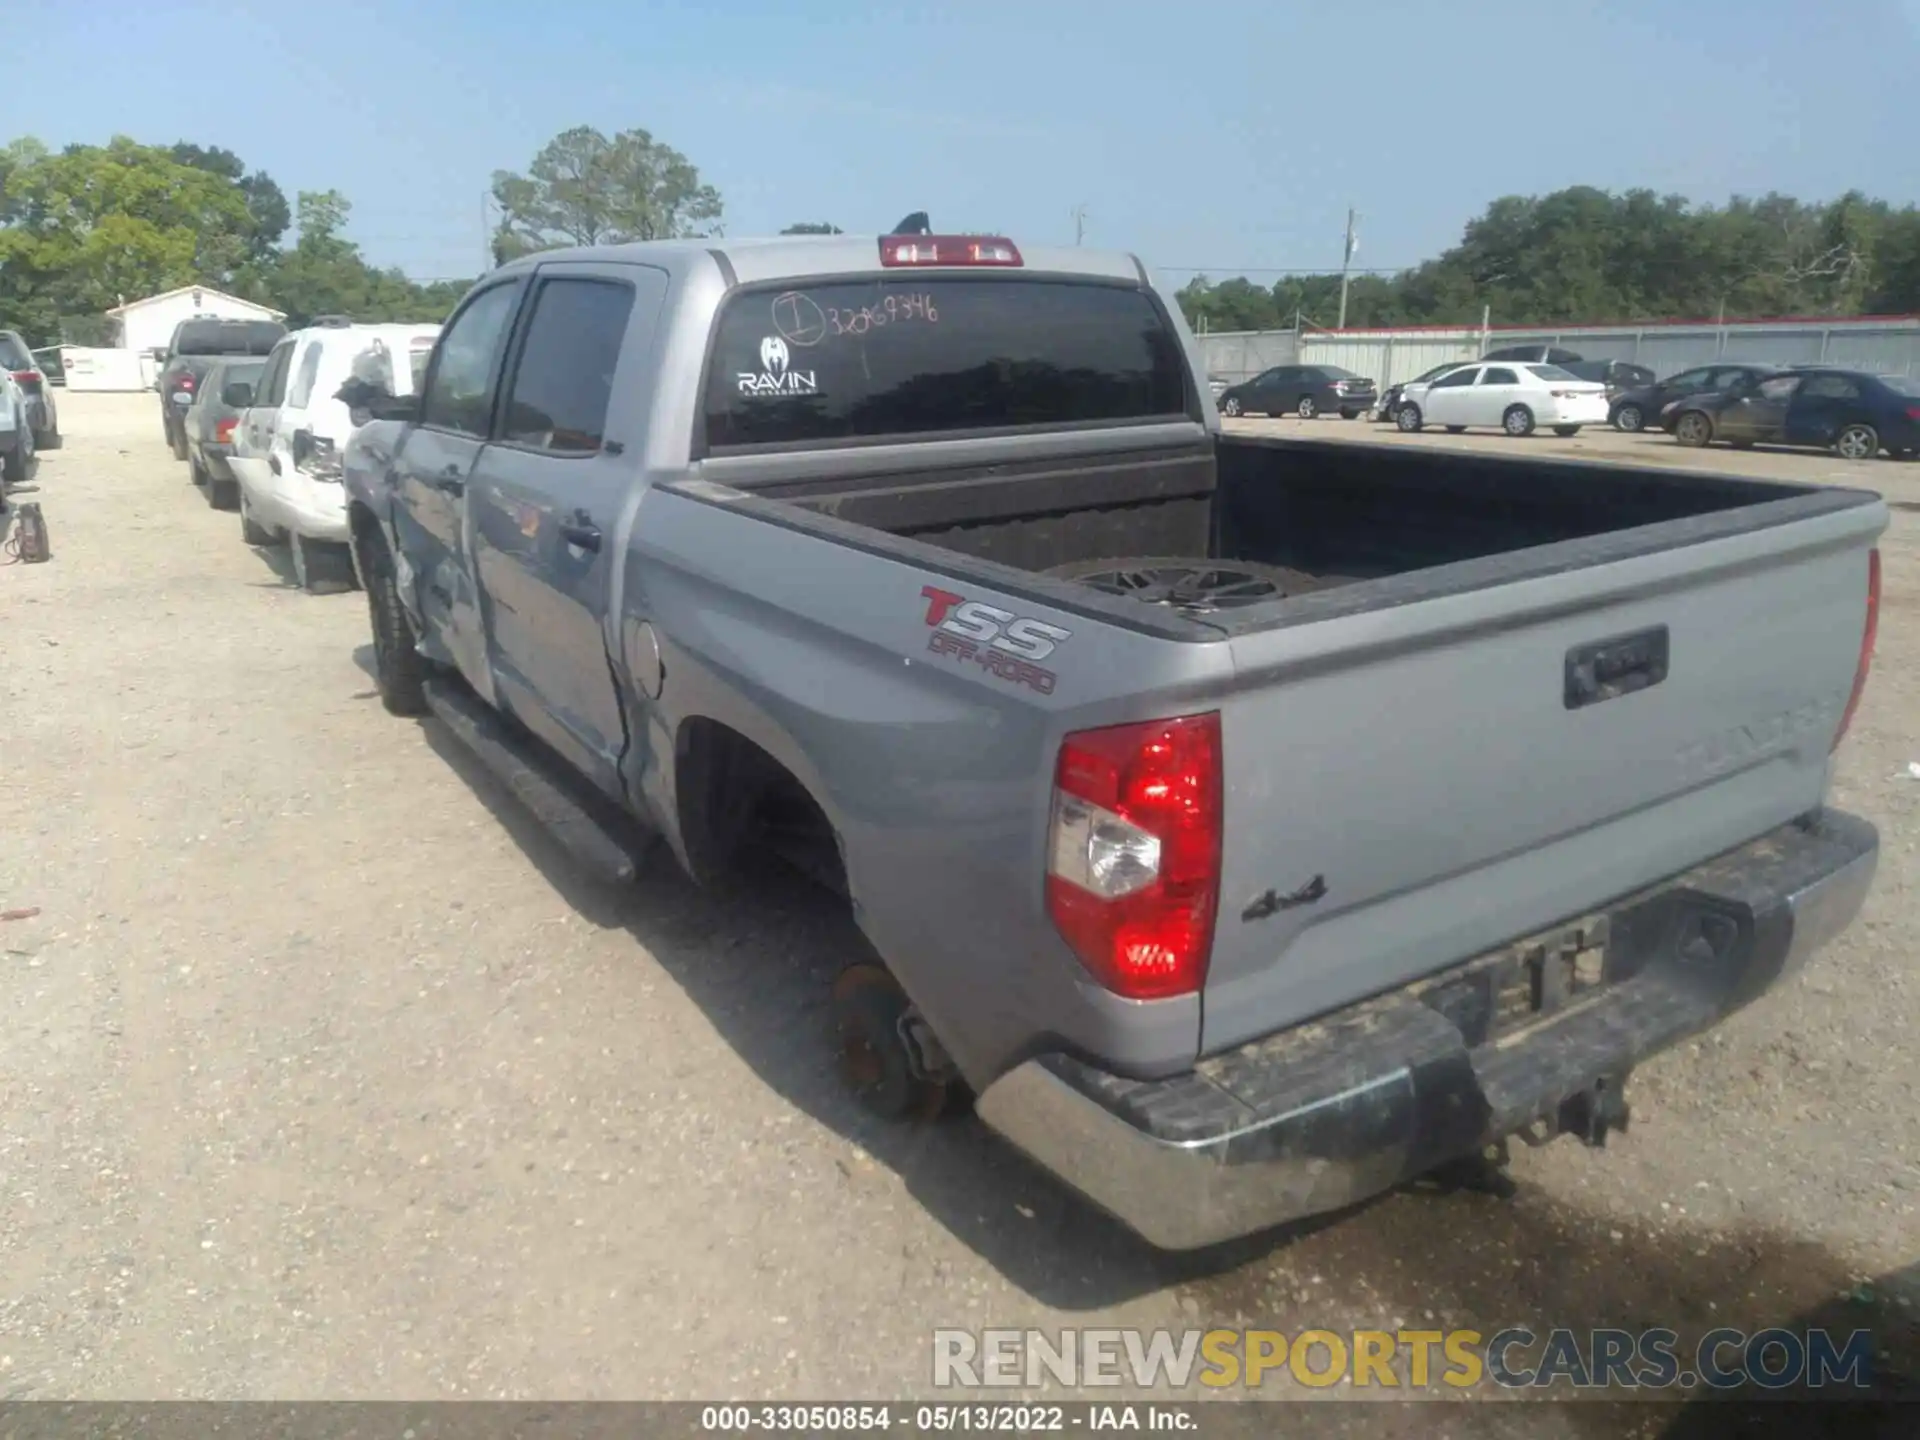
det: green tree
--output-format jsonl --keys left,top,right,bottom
{"left": 489, "top": 125, "right": 723, "bottom": 263}
{"left": 781, "top": 222, "right": 842, "bottom": 235}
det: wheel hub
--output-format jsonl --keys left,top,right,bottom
{"left": 1060, "top": 563, "right": 1287, "bottom": 614}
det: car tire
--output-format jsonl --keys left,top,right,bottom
{"left": 1445, "top": 425, "right": 1467, "bottom": 434}
{"left": 1221, "top": 396, "right": 1242, "bottom": 418}
{"left": 1673, "top": 411, "right": 1714, "bottom": 448}
{"left": 189, "top": 454, "right": 208, "bottom": 487}
{"left": 1296, "top": 395, "right": 1317, "bottom": 419}
{"left": 1613, "top": 404, "right": 1644, "bottom": 433}
{"left": 208, "top": 478, "right": 240, "bottom": 511}
{"left": 169, "top": 425, "right": 188, "bottom": 461}
{"left": 239, "top": 488, "right": 280, "bottom": 546}
{"left": 289, "top": 533, "right": 359, "bottom": 595}
{"left": 1396, "top": 404, "right": 1424, "bottom": 433}
{"left": 1835, "top": 423, "right": 1879, "bottom": 461}
{"left": 1339, "top": 408, "right": 1359, "bottom": 420}
{"left": 3, "top": 416, "right": 32, "bottom": 486}
{"left": 35, "top": 427, "right": 61, "bottom": 451}
{"left": 1503, "top": 405, "right": 1536, "bottom": 438}
{"left": 357, "top": 525, "right": 431, "bottom": 717}
{"left": 1553, "top": 424, "right": 1581, "bottom": 437}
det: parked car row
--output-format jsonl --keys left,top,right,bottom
{"left": 1323, "top": 346, "right": 1920, "bottom": 460}
{"left": 167, "top": 316, "right": 441, "bottom": 590}
{"left": 0, "top": 327, "right": 62, "bottom": 452}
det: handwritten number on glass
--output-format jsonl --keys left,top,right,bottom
{"left": 824, "top": 294, "right": 939, "bottom": 337}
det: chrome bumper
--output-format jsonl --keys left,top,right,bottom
{"left": 977, "top": 808, "right": 1878, "bottom": 1252}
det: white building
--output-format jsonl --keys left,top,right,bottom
{"left": 106, "top": 285, "right": 287, "bottom": 356}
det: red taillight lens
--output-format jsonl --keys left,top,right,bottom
{"left": 879, "top": 235, "right": 1022, "bottom": 267}
{"left": 1045, "top": 712, "right": 1222, "bottom": 1000}
{"left": 177, "top": 374, "right": 195, "bottom": 391}
{"left": 1904, "top": 406, "right": 1920, "bottom": 422}
{"left": 9, "top": 370, "right": 33, "bottom": 383}
{"left": 215, "top": 417, "right": 238, "bottom": 445}
{"left": 1833, "top": 548, "right": 1880, "bottom": 751}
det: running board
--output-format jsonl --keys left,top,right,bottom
{"left": 422, "top": 679, "right": 648, "bottom": 886}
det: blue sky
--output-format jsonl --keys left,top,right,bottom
{"left": 12, "top": 0, "right": 1920, "bottom": 285}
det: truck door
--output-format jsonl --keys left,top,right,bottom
{"left": 465, "top": 263, "right": 666, "bottom": 800}
{"left": 391, "top": 278, "right": 526, "bottom": 697}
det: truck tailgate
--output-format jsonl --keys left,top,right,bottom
{"left": 1202, "top": 501, "right": 1883, "bottom": 1055}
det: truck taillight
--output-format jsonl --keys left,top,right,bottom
{"left": 1833, "top": 547, "right": 1880, "bottom": 751}
{"left": 1045, "top": 712, "right": 1222, "bottom": 1000}
{"left": 879, "top": 235, "right": 1022, "bottom": 267}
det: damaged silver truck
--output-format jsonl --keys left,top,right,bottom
{"left": 343, "top": 232, "right": 1884, "bottom": 1250}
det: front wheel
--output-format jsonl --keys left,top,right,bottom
{"left": 1503, "top": 405, "right": 1536, "bottom": 437}
{"left": 1613, "top": 403, "right": 1645, "bottom": 433}
{"left": 1835, "top": 423, "right": 1879, "bottom": 461}
{"left": 1296, "top": 395, "right": 1317, "bottom": 420}
{"left": 357, "top": 525, "right": 431, "bottom": 716}
{"left": 1673, "top": 411, "right": 1713, "bottom": 448}
{"left": 1553, "top": 424, "right": 1581, "bottom": 437}
{"left": 1396, "top": 404, "right": 1424, "bottom": 433}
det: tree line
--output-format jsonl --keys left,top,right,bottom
{"left": 1178, "top": 187, "right": 1920, "bottom": 334}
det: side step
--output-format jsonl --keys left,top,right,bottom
{"left": 422, "top": 679, "right": 648, "bottom": 885}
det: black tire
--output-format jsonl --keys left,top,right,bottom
{"left": 833, "top": 964, "right": 950, "bottom": 1122}
{"left": 1673, "top": 411, "right": 1714, "bottom": 448}
{"left": 1396, "top": 404, "right": 1424, "bottom": 433}
{"left": 169, "top": 424, "right": 188, "bottom": 461}
{"left": 35, "top": 428, "right": 60, "bottom": 451}
{"left": 1613, "top": 403, "right": 1644, "bottom": 433}
{"left": 1835, "top": 423, "right": 1879, "bottom": 462}
{"left": 1220, "top": 396, "right": 1242, "bottom": 418}
{"left": 1445, "top": 425, "right": 1467, "bottom": 434}
{"left": 357, "top": 525, "right": 430, "bottom": 716}
{"left": 208, "top": 477, "right": 239, "bottom": 511}
{"left": 239, "top": 488, "right": 279, "bottom": 546}
{"left": 1339, "top": 408, "right": 1359, "bottom": 420}
{"left": 1553, "top": 424, "right": 1581, "bottom": 437}
{"left": 2, "top": 423, "right": 31, "bottom": 487}
{"left": 1296, "top": 395, "right": 1317, "bottom": 419}
{"left": 189, "top": 453, "right": 208, "bottom": 487}
{"left": 289, "top": 533, "right": 359, "bottom": 595}
{"left": 1502, "top": 404, "right": 1536, "bottom": 438}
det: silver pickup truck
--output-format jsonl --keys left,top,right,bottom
{"left": 343, "top": 233, "right": 1884, "bottom": 1251}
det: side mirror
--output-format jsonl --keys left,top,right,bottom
{"left": 369, "top": 394, "right": 419, "bottom": 422}
{"left": 221, "top": 381, "right": 254, "bottom": 408}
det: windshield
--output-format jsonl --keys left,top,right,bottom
{"left": 1527, "top": 364, "right": 1581, "bottom": 382}
{"left": 1417, "top": 362, "right": 1465, "bottom": 382}
{"left": 175, "top": 320, "right": 285, "bottom": 357}
{"left": 0, "top": 333, "right": 33, "bottom": 368}
{"left": 703, "top": 278, "right": 1190, "bottom": 450}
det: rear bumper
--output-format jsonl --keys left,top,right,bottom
{"left": 976, "top": 808, "right": 1877, "bottom": 1251}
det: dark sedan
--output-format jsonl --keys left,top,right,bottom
{"left": 1610, "top": 361, "right": 1782, "bottom": 433}
{"left": 182, "top": 356, "right": 267, "bottom": 510}
{"left": 1665, "top": 367, "right": 1920, "bottom": 460}
{"left": 1218, "top": 364, "right": 1377, "bottom": 419}
{"left": 1374, "top": 360, "right": 1473, "bottom": 423}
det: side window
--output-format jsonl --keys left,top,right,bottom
{"left": 1666, "top": 368, "right": 1713, "bottom": 392}
{"left": 1799, "top": 375, "right": 1861, "bottom": 401}
{"left": 500, "top": 278, "right": 636, "bottom": 454}
{"left": 288, "top": 342, "right": 325, "bottom": 408}
{"left": 1757, "top": 376, "right": 1801, "bottom": 403}
{"left": 1255, "top": 367, "right": 1288, "bottom": 385}
{"left": 1480, "top": 367, "right": 1520, "bottom": 386}
{"left": 257, "top": 341, "right": 294, "bottom": 406}
{"left": 1710, "top": 367, "right": 1759, "bottom": 392}
{"left": 421, "top": 283, "right": 523, "bottom": 437}
{"left": 1432, "top": 368, "right": 1479, "bottom": 389}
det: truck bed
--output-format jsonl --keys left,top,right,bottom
{"left": 737, "top": 431, "right": 1865, "bottom": 634}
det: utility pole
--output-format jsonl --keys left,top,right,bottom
{"left": 1071, "top": 203, "right": 1088, "bottom": 246}
{"left": 1336, "top": 206, "right": 1358, "bottom": 329}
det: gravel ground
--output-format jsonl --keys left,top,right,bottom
{"left": 2, "top": 394, "right": 1916, "bottom": 1426}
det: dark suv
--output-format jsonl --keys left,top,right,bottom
{"left": 157, "top": 318, "right": 285, "bottom": 459}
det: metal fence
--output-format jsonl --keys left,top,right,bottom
{"left": 1195, "top": 317, "right": 1920, "bottom": 391}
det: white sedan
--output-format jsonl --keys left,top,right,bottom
{"left": 1394, "top": 362, "right": 1609, "bottom": 437}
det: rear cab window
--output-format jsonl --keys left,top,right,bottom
{"left": 701, "top": 277, "right": 1191, "bottom": 452}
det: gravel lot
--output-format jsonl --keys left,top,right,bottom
{"left": 2, "top": 394, "right": 1916, "bottom": 1423}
